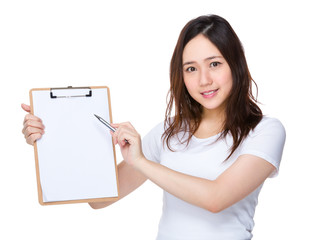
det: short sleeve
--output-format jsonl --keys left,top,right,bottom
{"left": 142, "top": 122, "right": 165, "bottom": 163}
{"left": 240, "top": 117, "right": 286, "bottom": 178}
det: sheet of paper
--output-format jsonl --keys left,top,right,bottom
{"left": 32, "top": 88, "right": 118, "bottom": 202}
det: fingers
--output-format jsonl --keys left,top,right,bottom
{"left": 111, "top": 122, "right": 139, "bottom": 146}
{"left": 23, "top": 113, "right": 42, "bottom": 125}
{"left": 25, "top": 133, "right": 43, "bottom": 145}
{"left": 22, "top": 113, "right": 45, "bottom": 145}
{"left": 21, "top": 103, "right": 31, "bottom": 113}
{"left": 111, "top": 122, "right": 144, "bottom": 167}
{"left": 110, "top": 123, "right": 120, "bottom": 128}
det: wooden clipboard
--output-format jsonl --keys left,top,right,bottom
{"left": 30, "top": 86, "right": 119, "bottom": 205}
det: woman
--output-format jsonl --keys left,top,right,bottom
{"left": 22, "top": 15, "right": 286, "bottom": 239}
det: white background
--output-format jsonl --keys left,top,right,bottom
{"left": 1, "top": 0, "right": 309, "bottom": 239}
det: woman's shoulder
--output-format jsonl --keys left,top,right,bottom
{"left": 240, "top": 116, "right": 286, "bottom": 178}
{"left": 148, "top": 121, "right": 166, "bottom": 135}
{"left": 142, "top": 121, "right": 166, "bottom": 163}
{"left": 257, "top": 116, "right": 284, "bottom": 128}
{"left": 142, "top": 121, "right": 166, "bottom": 144}
{"left": 249, "top": 116, "right": 286, "bottom": 139}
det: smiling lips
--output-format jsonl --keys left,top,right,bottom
{"left": 201, "top": 89, "right": 219, "bottom": 98}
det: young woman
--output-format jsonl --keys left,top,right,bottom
{"left": 22, "top": 15, "right": 286, "bottom": 239}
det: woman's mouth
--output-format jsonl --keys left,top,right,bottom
{"left": 201, "top": 89, "right": 219, "bottom": 98}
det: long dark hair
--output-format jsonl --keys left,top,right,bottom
{"left": 163, "top": 14, "right": 263, "bottom": 160}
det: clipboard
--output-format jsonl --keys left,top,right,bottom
{"left": 30, "top": 86, "right": 119, "bottom": 205}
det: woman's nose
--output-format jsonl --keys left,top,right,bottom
{"left": 199, "top": 69, "right": 213, "bottom": 86}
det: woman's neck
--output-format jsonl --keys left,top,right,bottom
{"left": 194, "top": 108, "right": 226, "bottom": 139}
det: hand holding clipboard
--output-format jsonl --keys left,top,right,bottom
{"left": 22, "top": 103, "right": 45, "bottom": 145}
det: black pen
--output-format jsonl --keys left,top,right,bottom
{"left": 94, "top": 114, "right": 129, "bottom": 143}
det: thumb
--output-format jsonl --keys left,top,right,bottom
{"left": 21, "top": 103, "right": 31, "bottom": 113}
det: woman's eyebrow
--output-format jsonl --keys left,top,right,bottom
{"left": 183, "top": 55, "right": 223, "bottom": 66}
{"left": 205, "top": 55, "right": 223, "bottom": 61}
{"left": 183, "top": 61, "right": 195, "bottom": 66}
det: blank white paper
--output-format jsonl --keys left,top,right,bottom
{"left": 32, "top": 88, "right": 118, "bottom": 202}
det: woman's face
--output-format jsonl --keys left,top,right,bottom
{"left": 182, "top": 34, "right": 233, "bottom": 116}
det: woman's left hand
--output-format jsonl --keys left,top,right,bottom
{"left": 111, "top": 122, "right": 145, "bottom": 168}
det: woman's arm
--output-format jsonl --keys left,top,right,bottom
{"left": 135, "top": 154, "right": 274, "bottom": 213}
{"left": 89, "top": 160, "right": 147, "bottom": 209}
{"left": 113, "top": 122, "right": 275, "bottom": 213}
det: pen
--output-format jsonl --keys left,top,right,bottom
{"left": 94, "top": 114, "right": 129, "bottom": 143}
{"left": 94, "top": 114, "right": 116, "bottom": 132}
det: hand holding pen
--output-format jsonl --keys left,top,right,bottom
{"left": 94, "top": 114, "right": 145, "bottom": 167}
{"left": 94, "top": 114, "right": 129, "bottom": 144}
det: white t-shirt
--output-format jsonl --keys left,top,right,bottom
{"left": 142, "top": 117, "right": 286, "bottom": 240}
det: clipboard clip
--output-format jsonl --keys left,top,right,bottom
{"left": 50, "top": 86, "right": 92, "bottom": 99}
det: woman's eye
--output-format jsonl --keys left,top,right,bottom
{"left": 186, "top": 66, "right": 196, "bottom": 72}
{"left": 210, "top": 62, "right": 221, "bottom": 68}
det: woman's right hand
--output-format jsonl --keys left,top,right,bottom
{"left": 21, "top": 103, "right": 45, "bottom": 145}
